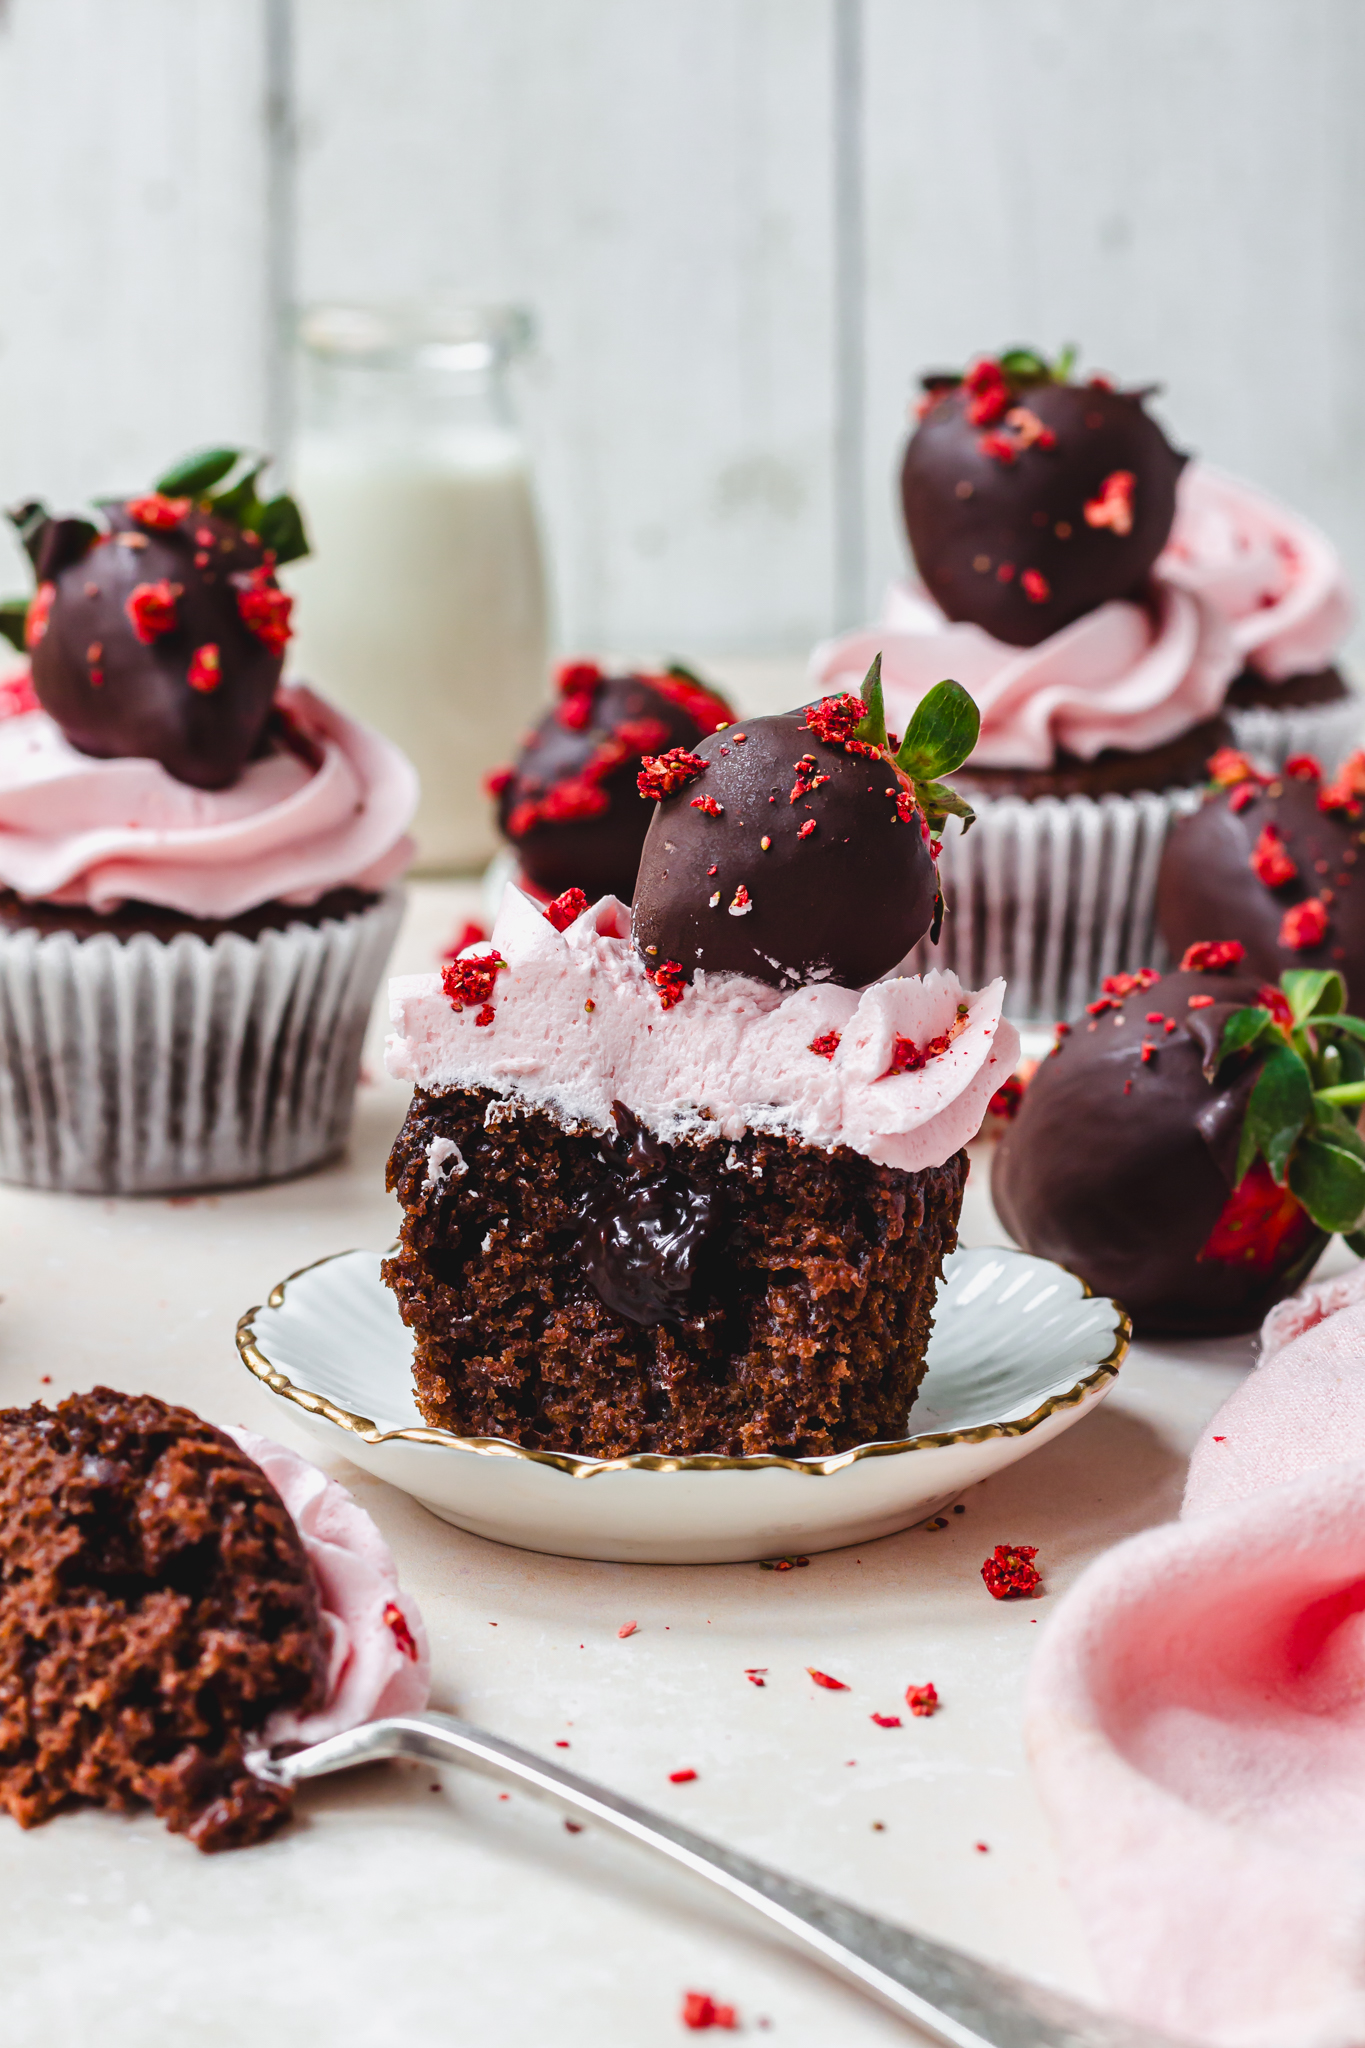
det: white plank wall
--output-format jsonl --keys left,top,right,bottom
{"left": 1, "top": 1, "right": 1363, "bottom": 659}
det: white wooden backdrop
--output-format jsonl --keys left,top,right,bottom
{"left": 2, "top": 0, "right": 1363, "bottom": 660}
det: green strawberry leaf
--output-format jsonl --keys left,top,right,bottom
{"left": 1311, "top": 1098, "right": 1365, "bottom": 1156}
{"left": 1309, "top": 1014, "right": 1365, "bottom": 1044}
{"left": 209, "top": 462, "right": 267, "bottom": 529}
{"left": 1215, "top": 1005, "right": 1274, "bottom": 1070}
{"left": 915, "top": 779, "right": 976, "bottom": 835}
{"left": 1052, "top": 344, "right": 1077, "bottom": 382}
{"left": 1345, "top": 1228, "right": 1365, "bottom": 1260}
{"left": 896, "top": 678, "right": 980, "bottom": 782}
{"left": 155, "top": 447, "right": 242, "bottom": 497}
{"left": 0, "top": 599, "right": 27, "bottom": 652}
{"left": 1288, "top": 1136, "right": 1365, "bottom": 1236}
{"left": 255, "top": 493, "right": 311, "bottom": 565}
{"left": 1237, "top": 1042, "right": 1313, "bottom": 1186}
{"left": 998, "top": 348, "right": 1050, "bottom": 382}
{"left": 1282, "top": 968, "right": 1345, "bottom": 1024}
{"left": 854, "top": 652, "right": 888, "bottom": 751}
{"left": 6, "top": 500, "right": 49, "bottom": 572}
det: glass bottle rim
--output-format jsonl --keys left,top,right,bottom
{"left": 297, "top": 300, "right": 534, "bottom": 372}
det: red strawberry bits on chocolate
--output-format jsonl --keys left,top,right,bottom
{"left": 981, "top": 1544, "right": 1042, "bottom": 1599}
{"left": 637, "top": 749, "right": 709, "bottom": 801}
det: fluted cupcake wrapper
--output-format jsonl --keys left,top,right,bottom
{"left": 905, "top": 792, "right": 1198, "bottom": 1027}
{"left": 0, "top": 888, "right": 404, "bottom": 1194}
{"left": 1226, "top": 690, "right": 1364, "bottom": 776}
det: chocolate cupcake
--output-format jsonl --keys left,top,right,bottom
{"left": 0, "top": 450, "right": 418, "bottom": 1192}
{"left": 1157, "top": 749, "right": 1365, "bottom": 1002}
{"left": 813, "top": 347, "right": 1360, "bottom": 1022}
{"left": 0, "top": 1388, "right": 428, "bottom": 1850}
{"left": 384, "top": 682, "right": 1017, "bottom": 1459}
{"left": 993, "top": 944, "right": 1365, "bottom": 1335}
{"left": 488, "top": 660, "right": 733, "bottom": 903}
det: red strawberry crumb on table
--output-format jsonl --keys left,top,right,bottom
{"left": 1281, "top": 898, "right": 1329, "bottom": 950}
{"left": 186, "top": 643, "right": 222, "bottom": 693}
{"left": 543, "top": 887, "right": 590, "bottom": 933}
{"left": 125, "top": 579, "right": 179, "bottom": 644}
{"left": 441, "top": 952, "right": 506, "bottom": 1013}
{"left": 690, "top": 794, "right": 724, "bottom": 816}
{"left": 235, "top": 571, "right": 294, "bottom": 655}
{"left": 637, "top": 748, "right": 710, "bottom": 801}
{"left": 806, "top": 1668, "right": 849, "bottom": 1691}
{"left": 906, "top": 1683, "right": 939, "bottom": 1717}
{"left": 649, "top": 960, "right": 687, "bottom": 1010}
{"left": 809, "top": 1031, "right": 841, "bottom": 1061}
{"left": 870, "top": 1712, "right": 902, "bottom": 1728}
{"left": 126, "top": 492, "right": 189, "bottom": 529}
{"left": 1250, "top": 825, "right": 1298, "bottom": 888}
{"left": 1083, "top": 469, "right": 1136, "bottom": 535}
{"left": 804, "top": 693, "right": 864, "bottom": 746}
{"left": 1207, "top": 748, "right": 1265, "bottom": 789}
{"left": 681, "top": 1991, "right": 738, "bottom": 2031}
{"left": 981, "top": 1544, "right": 1041, "bottom": 1599}
{"left": 975, "top": 1842, "right": 990, "bottom": 1854}
{"left": 1284, "top": 754, "right": 1323, "bottom": 782}
{"left": 383, "top": 1601, "right": 419, "bottom": 1661}
{"left": 744, "top": 1668, "right": 767, "bottom": 1686}
{"left": 669, "top": 1768, "right": 698, "bottom": 1784}
{"left": 1020, "top": 568, "right": 1051, "bottom": 604}
{"left": 617, "top": 1621, "right": 638, "bottom": 1639}
{"left": 1180, "top": 940, "right": 1246, "bottom": 974}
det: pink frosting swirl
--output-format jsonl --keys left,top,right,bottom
{"left": 0, "top": 681, "right": 417, "bottom": 916}
{"left": 812, "top": 463, "right": 1354, "bottom": 770}
{"left": 226, "top": 1426, "right": 431, "bottom": 1746}
{"left": 387, "top": 887, "right": 1019, "bottom": 1173}
{"left": 1159, "top": 463, "right": 1354, "bottom": 680}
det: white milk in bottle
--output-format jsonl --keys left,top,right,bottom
{"left": 287, "top": 305, "right": 549, "bottom": 871}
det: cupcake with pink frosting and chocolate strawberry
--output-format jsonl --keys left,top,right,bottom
{"left": 0, "top": 449, "right": 417, "bottom": 1192}
{"left": 813, "top": 347, "right": 1359, "bottom": 1023}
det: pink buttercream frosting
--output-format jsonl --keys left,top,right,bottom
{"left": 811, "top": 463, "right": 1354, "bottom": 771}
{"left": 0, "top": 681, "right": 417, "bottom": 916}
{"left": 386, "top": 886, "right": 1020, "bottom": 1172}
{"left": 226, "top": 1425, "right": 431, "bottom": 1746}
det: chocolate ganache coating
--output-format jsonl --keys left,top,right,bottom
{"left": 494, "top": 663, "right": 733, "bottom": 903}
{"left": 572, "top": 1104, "right": 723, "bottom": 1327}
{"left": 991, "top": 965, "right": 1326, "bottom": 1336}
{"left": 22, "top": 496, "right": 290, "bottom": 791}
{"left": 1157, "top": 754, "right": 1365, "bottom": 1003}
{"left": 901, "top": 360, "right": 1186, "bottom": 647}
{"left": 631, "top": 706, "right": 940, "bottom": 990}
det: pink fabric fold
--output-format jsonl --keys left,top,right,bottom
{"left": 1027, "top": 1267, "right": 1365, "bottom": 2048}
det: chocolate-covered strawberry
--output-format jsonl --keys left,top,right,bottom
{"left": 1157, "top": 748, "right": 1365, "bottom": 1001}
{"left": 901, "top": 347, "right": 1185, "bottom": 647}
{"left": 1, "top": 449, "right": 308, "bottom": 792}
{"left": 993, "top": 946, "right": 1365, "bottom": 1336}
{"left": 489, "top": 661, "right": 733, "bottom": 903}
{"left": 631, "top": 659, "right": 978, "bottom": 991}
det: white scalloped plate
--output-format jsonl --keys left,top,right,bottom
{"left": 236, "top": 1245, "right": 1128, "bottom": 1564}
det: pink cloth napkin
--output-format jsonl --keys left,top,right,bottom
{"left": 1027, "top": 1267, "right": 1365, "bottom": 2048}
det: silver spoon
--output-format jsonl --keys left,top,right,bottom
{"left": 251, "top": 1710, "right": 1187, "bottom": 2048}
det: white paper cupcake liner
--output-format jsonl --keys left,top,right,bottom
{"left": 1226, "top": 688, "right": 1364, "bottom": 775}
{"left": 905, "top": 791, "right": 1200, "bottom": 1027}
{"left": 0, "top": 887, "right": 404, "bottom": 1194}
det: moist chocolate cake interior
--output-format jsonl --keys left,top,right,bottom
{"left": 384, "top": 1088, "right": 967, "bottom": 1459}
{"left": 0, "top": 1388, "right": 327, "bottom": 1851}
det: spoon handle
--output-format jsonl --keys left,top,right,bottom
{"left": 256, "top": 1711, "right": 1183, "bottom": 2048}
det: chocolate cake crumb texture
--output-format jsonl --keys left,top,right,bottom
{"left": 385, "top": 1090, "right": 966, "bottom": 1458}
{"left": 0, "top": 1389, "right": 327, "bottom": 1851}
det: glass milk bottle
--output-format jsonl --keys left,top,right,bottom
{"left": 287, "top": 304, "right": 549, "bottom": 871}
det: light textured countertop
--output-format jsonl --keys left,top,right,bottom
{"left": 0, "top": 879, "right": 1296, "bottom": 2047}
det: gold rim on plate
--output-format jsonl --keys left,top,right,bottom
{"left": 236, "top": 1247, "right": 1131, "bottom": 1482}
